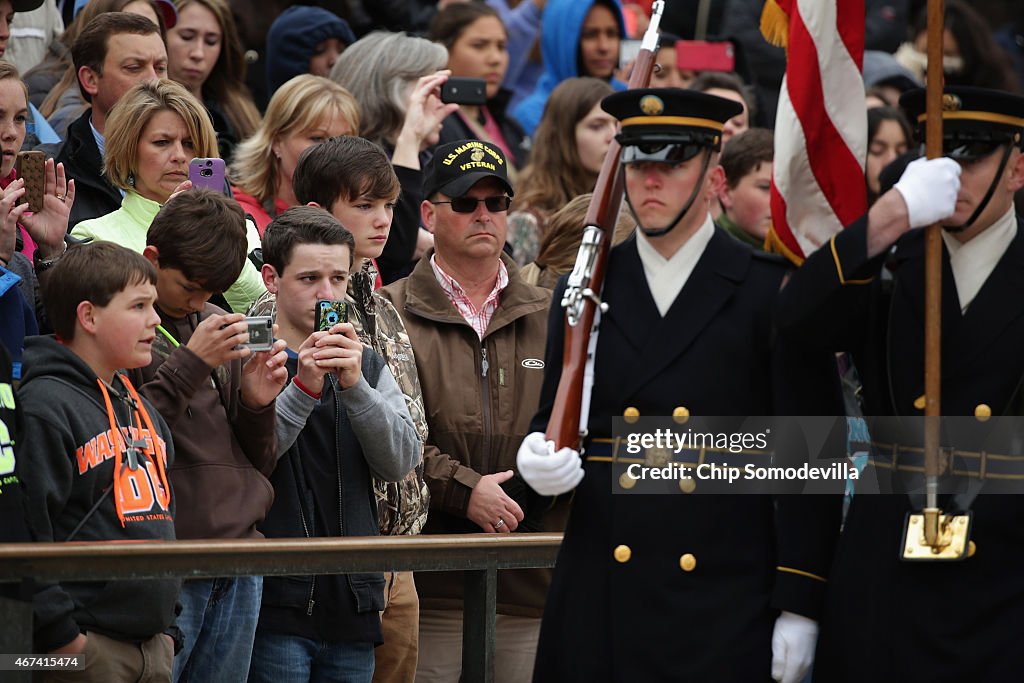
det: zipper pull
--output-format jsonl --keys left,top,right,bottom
{"left": 307, "top": 599, "right": 315, "bottom": 616}
{"left": 481, "top": 347, "right": 489, "bottom": 378}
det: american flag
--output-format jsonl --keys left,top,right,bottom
{"left": 761, "top": 0, "right": 867, "bottom": 262}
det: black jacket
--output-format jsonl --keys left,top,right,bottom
{"left": 258, "top": 352, "right": 391, "bottom": 644}
{"left": 19, "top": 337, "right": 179, "bottom": 652}
{"left": 776, "top": 215, "right": 1024, "bottom": 682}
{"left": 57, "top": 111, "right": 122, "bottom": 230}
{"left": 530, "top": 230, "right": 843, "bottom": 682}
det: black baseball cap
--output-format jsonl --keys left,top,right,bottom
{"left": 423, "top": 140, "right": 514, "bottom": 199}
{"left": 602, "top": 87, "right": 743, "bottom": 156}
{"left": 900, "top": 86, "right": 1024, "bottom": 161}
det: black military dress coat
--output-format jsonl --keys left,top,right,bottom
{"left": 530, "top": 229, "right": 843, "bottom": 682}
{"left": 775, "top": 215, "right": 1024, "bottom": 682}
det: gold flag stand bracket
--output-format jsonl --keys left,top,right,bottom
{"left": 901, "top": 509, "right": 974, "bottom": 561}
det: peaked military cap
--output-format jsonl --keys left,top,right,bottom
{"left": 900, "top": 86, "right": 1024, "bottom": 161}
{"left": 424, "top": 140, "right": 514, "bottom": 198}
{"left": 602, "top": 88, "right": 743, "bottom": 151}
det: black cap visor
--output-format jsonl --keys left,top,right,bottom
{"left": 433, "top": 171, "right": 514, "bottom": 199}
{"left": 621, "top": 141, "right": 707, "bottom": 165}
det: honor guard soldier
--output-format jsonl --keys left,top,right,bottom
{"left": 775, "top": 86, "right": 1024, "bottom": 681}
{"left": 517, "top": 89, "right": 844, "bottom": 683}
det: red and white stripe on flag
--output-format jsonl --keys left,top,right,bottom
{"left": 761, "top": 0, "right": 867, "bottom": 263}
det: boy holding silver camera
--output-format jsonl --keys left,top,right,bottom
{"left": 127, "top": 188, "right": 289, "bottom": 683}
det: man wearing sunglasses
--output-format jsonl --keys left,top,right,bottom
{"left": 379, "top": 140, "right": 566, "bottom": 683}
{"left": 775, "top": 86, "right": 1024, "bottom": 681}
{"left": 517, "top": 88, "right": 845, "bottom": 682}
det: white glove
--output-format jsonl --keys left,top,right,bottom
{"left": 771, "top": 611, "right": 818, "bottom": 683}
{"left": 893, "top": 156, "right": 962, "bottom": 229}
{"left": 516, "top": 432, "right": 584, "bottom": 496}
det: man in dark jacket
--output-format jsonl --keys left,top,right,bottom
{"left": 518, "top": 89, "right": 843, "bottom": 683}
{"left": 57, "top": 12, "right": 168, "bottom": 229}
{"left": 776, "top": 86, "right": 1024, "bottom": 682}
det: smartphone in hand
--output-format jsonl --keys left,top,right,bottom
{"left": 315, "top": 299, "right": 348, "bottom": 332}
{"left": 15, "top": 150, "right": 45, "bottom": 212}
{"left": 188, "top": 158, "right": 226, "bottom": 192}
{"left": 440, "top": 77, "right": 487, "bottom": 106}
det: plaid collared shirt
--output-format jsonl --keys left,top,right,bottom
{"left": 430, "top": 255, "right": 509, "bottom": 341}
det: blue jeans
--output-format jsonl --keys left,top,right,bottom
{"left": 173, "top": 576, "right": 263, "bottom": 683}
{"left": 247, "top": 631, "right": 374, "bottom": 683}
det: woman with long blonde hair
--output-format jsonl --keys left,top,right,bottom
{"left": 230, "top": 74, "right": 359, "bottom": 235}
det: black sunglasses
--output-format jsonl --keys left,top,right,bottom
{"left": 432, "top": 196, "right": 512, "bottom": 214}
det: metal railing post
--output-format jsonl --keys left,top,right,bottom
{"left": 0, "top": 594, "right": 32, "bottom": 682}
{"left": 462, "top": 567, "right": 497, "bottom": 682}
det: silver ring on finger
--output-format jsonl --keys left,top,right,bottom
{"left": 55, "top": 194, "right": 65, "bottom": 202}
{"left": 494, "top": 518, "right": 505, "bottom": 530}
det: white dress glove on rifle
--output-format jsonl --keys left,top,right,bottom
{"left": 516, "top": 432, "right": 584, "bottom": 496}
{"left": 893, "top": 156, "right": 962, "bottom": 229}
{"left": 771, "top": 611, "right": 818, "bottom": 683}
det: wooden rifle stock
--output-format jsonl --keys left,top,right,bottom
{"left": 545, "top": 4, "right": 663, "bottom": 450}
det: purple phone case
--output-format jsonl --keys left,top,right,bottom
{"left": 188, "top": 158, "right": 226, "bottom": 192}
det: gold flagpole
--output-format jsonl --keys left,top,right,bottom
{"left": 921, "top": 0, "right": 944, "bottom": 548}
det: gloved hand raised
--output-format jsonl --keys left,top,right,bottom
{"left": 516, "top": 432, "right": 584, "bottom": 496}
{"left": 893, "top": 156, "right": 962, "bottom": 229}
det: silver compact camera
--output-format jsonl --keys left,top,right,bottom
{"left": 241, "top": 316, "right": 273, "bottom": 351}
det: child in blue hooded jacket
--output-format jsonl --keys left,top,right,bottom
{"left": 511, "top": 0, "right": 627, "bottom": 136}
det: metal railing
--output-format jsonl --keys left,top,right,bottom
{"left": 0, "top": 533, "right": 563, "bottom": 683}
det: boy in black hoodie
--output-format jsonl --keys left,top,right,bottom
{"left": 19, "top": 241, "right": 179, "bottom": 682}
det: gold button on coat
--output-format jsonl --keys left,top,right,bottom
{"left": 614, "top": 545, "right": 632, "bottom": 563}
{"left": 679, "top": 477, "right": 696, "bottom": 493}
{"left": 619, "top": 472, "right": 637, "bottom": 489}
{"left": 679, "top": 553, "right": 697, "bottom": 572}
{"left": 913, "top": 395, "right": 926, "bottom": 410}
{"left": 975, "top": 404, "right": 992, "bottom": 421}
{"left": 672, "top": 406, "right": 690, "bottom": 424}
{"left": 623, "top": 407, "right": 640, "bottom": 424}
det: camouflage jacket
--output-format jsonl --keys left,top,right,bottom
{"left": 249, "top": 260, "right": 430, "bottom": 535}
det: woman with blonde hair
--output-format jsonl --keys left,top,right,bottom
{"left": 331, "top": 31, "right": 457, "bottom": 283}
{"left": 506, "top": 76, "right": 615, "bottom": 265}
{"left": 71, "top": 78, "right": 264, "bottom": 312}
{"left": 230, "top": 74, "right": 359, "bottom": 235}
{"left": 167, "top": 0, "right": 260, "bottom": 161}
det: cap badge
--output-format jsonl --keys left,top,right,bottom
{"left": 640, "top": 95, "right": 664, "bottom": 116}
{"left": 942, "top": 94, "right": 962, "bottom": 112}
{"left": 470, "top": 149, "right": 485, "bottom": 162}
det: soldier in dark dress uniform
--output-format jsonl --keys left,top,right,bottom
{"left": 516, "top": 89, "right": 844, "bottom": 683}
{"left": 775, "top": 86, "right": 1024, "bottom": 682}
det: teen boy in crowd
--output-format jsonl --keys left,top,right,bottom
{"left": 20, "top": 241, "right": 179, "bottom": 682}
{"left": 129, "top": 188, "right": 288, "bottom": 683}
{"left": 248, "top": 206, "right": 419, "bottom": 682}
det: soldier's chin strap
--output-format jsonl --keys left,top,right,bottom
{"left": 943, "top": 143, "right": 1015, "bottom": 233}
{"left": 625, "top": 148, "right": 713, "bottom": 238}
